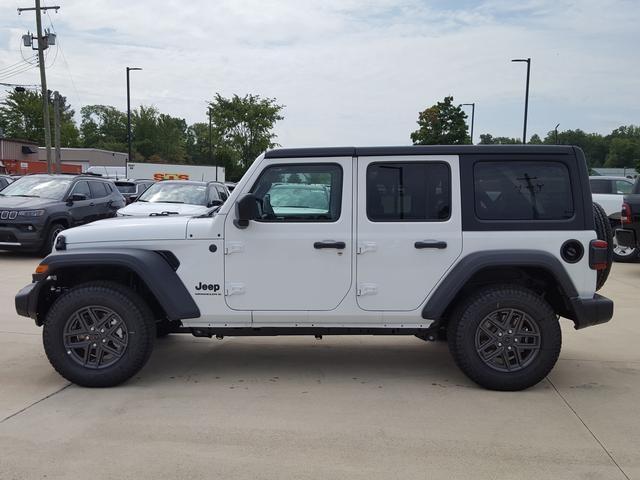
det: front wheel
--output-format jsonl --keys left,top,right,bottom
{"left": 447, "top": 285, "right": 561, "bottom": 391}
{"left": 43, "top": 281, "right": 156, "bottom": 387}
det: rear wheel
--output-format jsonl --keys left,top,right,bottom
{"left": 448, "top": 285, "right": 561, "bottom": 391}
{"left": 43, "top": 281, "right": 156, "bottom": 387}
{"left": 612, "top": 233, "right": 639, "bottom": 263}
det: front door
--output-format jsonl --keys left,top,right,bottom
{"left": 356, "top": 156, "right": 462, "bottom": 311}
{"left": 67, "top": 181, "right": 95, "bottom": 225}
{"left": 224, "top": 157, "right": 353, "bottom": 312}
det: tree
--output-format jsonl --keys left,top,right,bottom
{"left": 605, "top": 137, "right": 640, "bottom": 168}
{"left": 207, "top": 93, "right": 284, "bottom": 173}
{"left": 543, "top": 129, "right": 609, "bottom": 167}
{"left": 410, "top": 96, "right": 469, "bottom": 145}
{"left": 80, "top": 105, "right": 127, "bottom": 152}
{"left": 528, "top": 134, "right": 543, "bottom": 144}
{"left": 0, "top": 89, "right": 79, "bottom": 146}
{"left": 478, "top": 133, "right": 520, "bottom": 144}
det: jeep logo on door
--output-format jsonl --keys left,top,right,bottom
{"left": 194, "top": 282, "right": 221, "bottom": 296}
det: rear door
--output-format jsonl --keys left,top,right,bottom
{"left": 88, "top": 181, "right": 111, "bottom": 219}
{"left": 356, "top": 155, "right": 462, "bottom": 311}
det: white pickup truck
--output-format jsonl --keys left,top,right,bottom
{"left": 590, "top": 176, "right": 637, "bottom": 262}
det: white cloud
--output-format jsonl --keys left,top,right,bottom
{"left": 1, "top": 0, "right": 638, "bottom": 146}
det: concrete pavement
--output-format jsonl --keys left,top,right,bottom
{"left": 0, "top": 251, "right": 637, "bottom": 479}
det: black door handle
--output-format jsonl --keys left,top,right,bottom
{"left": 415, "top": 240, "right": 447, "bottom": 249}
{"left": 314, "top": 241, "right": 346, "bottom": 249}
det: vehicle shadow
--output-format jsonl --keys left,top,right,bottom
{"left": 0, "top": 250, "right": 44, "bottom": 261}
{"left": 138, "top": 336, "right": 472, "bottom": 388}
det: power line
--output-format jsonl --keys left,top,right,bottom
{"left": 0, "top": 63, "right": 38, "bottom": 81}
{"left": 0, "top": 58, "right": 31, "bottom": 73}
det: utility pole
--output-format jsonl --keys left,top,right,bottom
{"left": 53, "top": 90, "right": 61, "bottom": 173}
{"left": 208, "top": 107, "right": 218, "bottom": 181}
{"left": 511, "top": 58, "right": 531, "bottom": 144}
{"left": 18, "top": 2, "right": 60, "bottom": 174}
{"left": 126, "top": 66, "right": 142, "bottom": 173}
{"left": 461, "top": 103, "right": 475, "bottom": 144}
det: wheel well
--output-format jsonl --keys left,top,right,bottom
{"left": 49, "top": 218, "right": 69, "bottom": 229}
{"left": 440, "top": 266, "right": 569, "bottom": 326}
{"left": 38, "top": 265, "right": 166, "bottom": 323}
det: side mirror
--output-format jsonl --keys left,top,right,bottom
{"left": 208, "top": 199, "right": 224, "bottom": 208}
{"left": 234, "top": 193, "right": 259, "bottom": 229}
{"left": 67, "top": 193, "right": 87, "bottom": 204}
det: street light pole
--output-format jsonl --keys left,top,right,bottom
{"left": 126, "top": 66, "right": 142, "bottom": 174}
{"left": 461, "top": 103, "right": 475, "bottom": 144}
{"left": 555, "top": 123, "right": 560, "bottom": 144}
{"left": 512, "top": 58, "right": 531, "bottom": 144}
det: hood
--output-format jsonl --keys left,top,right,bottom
{"left": 63, "top": 216, "right": 190, "bottom": 244}
{"left": 117, "top": 201, "right": 208, "bottom": 217}
{"left": 0, "top": 195, "right": 60, "bottom": 209}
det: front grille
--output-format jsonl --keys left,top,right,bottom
{"left": 0, "top": 210, "right": 18, "bottom": 220}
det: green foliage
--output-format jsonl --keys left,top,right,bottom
{"left": 528, "top": 134, "right": 543, "bottom": 144}
{"left": 0, "top": 89, "right": 79, "bottom": 146}
{"left": 411, "top": 96, "right": 470, "bottom": 145}
{"left": 478, "top": 133, "right": 520, "bottom": 144}
{"left": 207, "top": 93, "right": 285, "bottom": 174}
{"left": 80, "top": 105, "right": 128, "bottom": 152}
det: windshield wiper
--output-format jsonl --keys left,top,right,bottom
{"left": 158, "top": 201, "right": 185, "bottom": 204}
{"left": 9, "top": 194, "right": 40, "bottom": 198}
{"left": 136, "top": 199, "right": 147, "bottom": 202}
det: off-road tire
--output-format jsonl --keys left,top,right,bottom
{"left": 43, "top": 281, "right": 156, "bottom": 387}
{"left": 447, "top": 285, "right": 561, "bottom": 391}
{"left": 592, "top": 203, "right": 613, "bottom": 290}
{"left": 39, "top": 222, "right": 65, "bottom": 256}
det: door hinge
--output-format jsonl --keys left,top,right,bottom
{"left": 225, "top": 283, "right": 246, "bottom": 296}
{"left": 357, "top": 241, "right": 377, "bottom": 254}
{"left": 357, "top": 283, "right": 378, "bottom": 296}
{"left": 225, "top": 242, "right": 244, "bottom": 255}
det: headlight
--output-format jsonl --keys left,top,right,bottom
{"left": 18, "top": 209, "right": 45, "bottom": 217}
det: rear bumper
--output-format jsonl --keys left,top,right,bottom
{"left": 615, "top": 228, "right": 637, "bottom": 248}
{"left": 568, "top": 294, "right": 614, "bottom": 330}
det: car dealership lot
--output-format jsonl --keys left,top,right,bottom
{"left": 0, "top": 252, "right": 638, "bottom": 480}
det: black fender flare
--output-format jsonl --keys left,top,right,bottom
{"left": 40, "top": 248, "right": 200, "bottom": 321}
{"left": 421, "top": 250, "right": 579, "bottom": 321}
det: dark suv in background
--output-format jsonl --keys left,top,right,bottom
{"left": 0, "top": 174, "right": 125, "bottom": 254}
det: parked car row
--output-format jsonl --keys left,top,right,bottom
{"left": 589, "top": 175, "right": 638, "bottom": 262}
{"left": 0, "top": 173, "right": 230, "bottom": 255}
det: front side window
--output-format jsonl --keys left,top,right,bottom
{"left": 474, "top": 161, "right": 574, "bottom": 221}
{"left": 251, "top": 164, "right": 342, "bottom": 222}
{"left": 367, "top": 162, "right": 451, "bottom": 222}
{"left": 71, "top": 181, "right": 92, "bottom": 199}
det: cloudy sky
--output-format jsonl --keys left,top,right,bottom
{"left": 0, "top": 0, "right": 638, "bottom": 146}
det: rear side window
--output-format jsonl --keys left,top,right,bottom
{"left": 89, "top": 182, "right": 108, "bottom": 198}
{"left": 367, "top": 162, "right": 451, "bottom": 222}
{"left": 590, "top": 179, "right": 612, "bottom": 194}
{"left": 474, "top": 162, "right": 574, "bottom": 221}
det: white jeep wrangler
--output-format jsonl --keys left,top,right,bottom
{"left": 16, "top": 145, "right": 614, "bottom": 391}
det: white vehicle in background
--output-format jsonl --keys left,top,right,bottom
{"left": 127, "top": 162, "right": 224, "bottom": 183}
{"left": 117, "top": 180, "right": 229, "bottom": 217}
{"left": 86, "top": 166, "right": 127, "bottom": 180}
{"left": 590, "top": 176, "right": 637, "bottom": 262}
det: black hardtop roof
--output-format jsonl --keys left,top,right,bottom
{"left": 265, "top": 145, "right": 577, "bottom": 159}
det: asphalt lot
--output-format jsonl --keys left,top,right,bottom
{"left": 0, "top": 251, "right": 638, "bottom": 480}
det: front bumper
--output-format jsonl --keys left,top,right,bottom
{"left": 568, "top": 294, "right": 613, "bottom": 330}
{"left": 15, "top": 281, "right": 45, "bottom": 324}
{"left": 615, "top": 228, "right": 637, "bottom": 248}
{"left": 0, "top": 225, "right": 44, "bottom": 251}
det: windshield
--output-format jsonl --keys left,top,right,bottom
{"left": 269, "top": 185, "right": 329, "bottom": 210}
{"left": 116, "top": 183, "right": 137, "bottom": 194}
{"left": 0, "top": 176, "right": 72, "bottom": 200}
{"left": 138, "top": 182, "right": 208, "bottom": 205}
